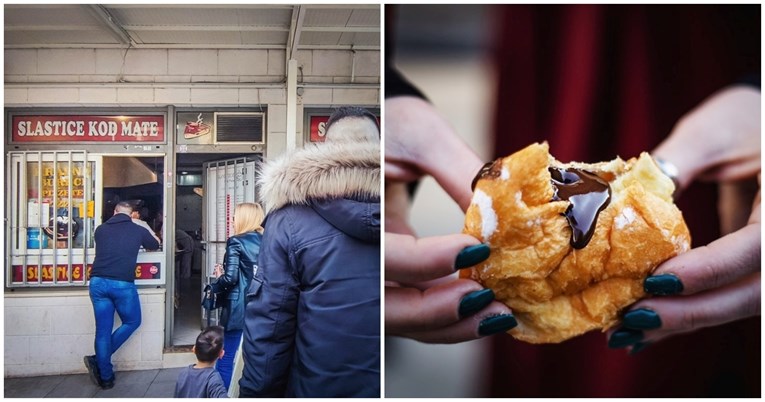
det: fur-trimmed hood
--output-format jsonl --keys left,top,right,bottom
{"left": 258, "top": 140, "right": 380, "bottom": 213}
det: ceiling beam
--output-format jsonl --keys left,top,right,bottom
{"left": 84, "top": 4, "right": 133, "bottom": 46}
{"left": 301, "top": 27, "right": 380, "bottom": 33}
{"left": 286, "top": 5, "right": 305, "bottom": 62}
{"left": 121, "top": 25, "right": 290, "bottom": 32}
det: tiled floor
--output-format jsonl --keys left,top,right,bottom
{"left": 173, "top": 274, "right": 206, "bottom": 346}
{"left": 4, "top": 367, "right": 185, "bottom": 398}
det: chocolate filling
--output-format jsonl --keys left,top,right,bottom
{"left": 549, "top": 167, "right": 611, "bottom": 249}
{"left": 471, "top": 161, "right": 611, "bottom": 249}
{"left": 471, "top": 159, "right": 502, "bottom": 191}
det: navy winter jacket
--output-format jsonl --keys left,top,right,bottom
{"left": 239, "top": 120, "right": 381, "bottom": 398}
{"left": 210, "top": 231, "right": 262, "bottom": 332}
{"left": 91, "top": 213, "right": 160, "bottom": 282}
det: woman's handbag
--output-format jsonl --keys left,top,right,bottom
{"left": 202, "top": 284, "right": 222, "bottom": 326}
{"left": 201, "top": 284, "right": 222, "bottom": 310}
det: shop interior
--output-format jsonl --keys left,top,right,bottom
{"left": 172, "top": 152, "right": 256, "bottom": 346}
{"left": 104, "top": 153, "right": 255, "bottom": 346}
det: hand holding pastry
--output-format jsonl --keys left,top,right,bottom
{"left": 612, "top": 85, "right": 761, "bottom": 350}
{"left": 385, "top": 96, "right": 517, "bottom": 343}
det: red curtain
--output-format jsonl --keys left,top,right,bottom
{"left": 489, "top": 4, "right": 760, "bottom": 397}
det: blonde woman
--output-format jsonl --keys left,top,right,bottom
{"left": 210, "top": 202, "right": 264, "bottom": 390}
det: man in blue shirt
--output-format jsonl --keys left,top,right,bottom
{"left": 83, "top": 201, "right": 159, "bottom": 389}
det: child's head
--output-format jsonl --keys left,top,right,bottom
{"left": 193, "top": 326, "right": 224, "bottom": 363}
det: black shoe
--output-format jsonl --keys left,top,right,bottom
{"left": 100, "top": 377, "right": 115, "bottom": 390}
{"left": 83, "top": 355, "right": 100, "bottom": 387}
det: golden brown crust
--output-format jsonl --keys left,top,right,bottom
{"left": 462, "top": 142, "right": 690, "bottom": 343}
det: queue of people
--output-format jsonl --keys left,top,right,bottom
{"left": 83, "top": 106, "right": 382, "bottom": 398}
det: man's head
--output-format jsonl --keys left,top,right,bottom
{"left": 324, "top": 107, "right": 379, "bottom": 143}
{"left": 193, "top": 326, "right": 224, "bottom": 363}
{"left": 114, "top": 201, "right": 133, "bottom": 216}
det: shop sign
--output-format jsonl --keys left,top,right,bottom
{"left": 309, "top": 115, "right": 329, "bottom": 142}
{"left": 11, "top": 262, "right": 162, "bottom": 283}
{"left": 177, "top": 112, "right": 214, "bottom": 145}
{"left": 36, "top": 165, "right": 88, "bottom": 200}
{"left": 12, "top": 115, "right": 165, "bottom": 143}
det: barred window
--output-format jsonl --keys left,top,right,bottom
{"left": 7, "top": 151, "right": 97, "bottom": 286}
{"left": 7, "top": 152, "right": 166, "bottom": 287}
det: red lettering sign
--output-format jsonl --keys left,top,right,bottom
{"left": 12, "top": 264, "right": 90, "bottom": 283}
{"left": 11, "top": 262, "right": 162, "bottom": 283}
{"left": 12, "top": 115, "right": 165, "bottom": 143}
{"left": 309, "top": 116, "right": 329, "bottom": 143}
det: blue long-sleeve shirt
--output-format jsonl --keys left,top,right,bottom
{"left": 91, "top": 213, "right": 159, "bottom": 282}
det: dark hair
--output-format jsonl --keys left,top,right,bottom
{"left": 194, "top": 326, "right": 224, "bottom": 362}
{"left": 325, "top": 106, "right": 379, "bottom": 133}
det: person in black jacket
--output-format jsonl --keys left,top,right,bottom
{"left": 209, "top": 202, "right": 264, "bottom": 390}
{"left": 84, "top": 201, "right": 159, "bottom": 389}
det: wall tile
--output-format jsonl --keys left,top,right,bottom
{"left": 220, "top": 50, "right": 268, "bottom": 76}
{"left": 38, "top": 49, "right": 96, "bottom": 75}
{"left": 168, "top": 50, "right": 218, "bottom": 75}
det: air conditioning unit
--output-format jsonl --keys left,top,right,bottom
{"left": 214, "top": 112, "right": 265, "bottom": 144}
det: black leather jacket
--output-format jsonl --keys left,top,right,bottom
{"left": 210, "top": 231, "right": 262, "bottom": 331}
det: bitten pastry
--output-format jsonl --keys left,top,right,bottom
{"left": 461, "top": 142, "right": 690, "bottom": 343}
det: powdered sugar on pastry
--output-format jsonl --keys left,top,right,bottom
{"left": 472, "top": 189, "right": 497, "bottom": 242}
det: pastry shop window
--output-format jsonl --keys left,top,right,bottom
{"left": 7, "top": 151, "right": 98, "bottom": 287}
{"left": 7, "top": 152, "right": 167, "bottom": 287}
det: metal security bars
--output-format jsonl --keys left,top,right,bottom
{"left": 201, "top": 156, "right": 260, "bottom": 325}
{"left": 7, "top": 151, "right": 99, "bottom": 287}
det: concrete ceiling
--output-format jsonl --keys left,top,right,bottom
{"left": 5, "top": 4, "right": 380, "bottom": 56}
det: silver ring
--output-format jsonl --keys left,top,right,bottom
{"left": 654, "top": 157, "right": 681, "bottom": 199}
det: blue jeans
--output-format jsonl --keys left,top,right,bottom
{"left": 216, "top": 329, "right": 243, "bottom": 390}
{"left": 88, "top": 276, "right": 142, "bottom": 382}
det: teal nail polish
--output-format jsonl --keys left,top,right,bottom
{"left": 455, "top": 244, "right": 490, "bottom": 270}
{"left": 644, "top": 274, "right": 684, "bottom": 295}
{"left": 608, "top": 328, "right": 644, "bottom": 349}
{"left": 629, "top": 342, "right": 651, "bottom": 355}
{"left": 478, "top": 314, "right": 518, "bottom": 336}
{"left": 458, "top": 289, "right": 495, "bottom": 318}
{"left": 623, "top": 308, "right": 662, "bottom": 330}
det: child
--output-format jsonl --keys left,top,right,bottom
{"left": 174, "top": 326, "right": 228, "bottom": 398}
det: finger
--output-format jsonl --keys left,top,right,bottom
{"left": 385, "top": 232, "right": 489, "bottom": 283}
{"left": 401, "top": 302, "right": 516, "bottom": 344}
{"left": 385, "top": 97, "right": 484, "bottom": 210}
{"left": 426, "top": 146, "right": 485, "bottom": 212}
{"left": 385, "top": 182, "right": 416, "bottom": 236}
{"left": 646, "top": 223, "right": 760, "bottom": 296}
{"left": 385, "top": 279, "right": 484, "bottom": 334}
{"left": 621, "top": 272, "right": 760, "bottom": 344}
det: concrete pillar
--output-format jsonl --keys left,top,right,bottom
{"left": 286, "top": 59, "right": 297, "bottom": 151}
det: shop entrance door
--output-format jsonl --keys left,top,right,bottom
{"left": 201, "top": 157, "right": 258, "bottom": 327}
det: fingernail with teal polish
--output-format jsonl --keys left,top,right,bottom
{"left": 629, "top": 342, "right": 652, "bottom": 356}
{"left": 608, "top": 328, "right": 644, "bottom": 349}
{"left": 623, "top": 308, "right": 662, "bottom": 330}
{"left": 478, "top": 314, "right": 518, "bottom": 336}
{"left": 455, "top": 244, "right": 490, "bottom": 270}
{"left": 644, "top": 274, "right": 684, "bottom": 295}
{"left": 458, "top": 289, "right": 495, "bottom": 318}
